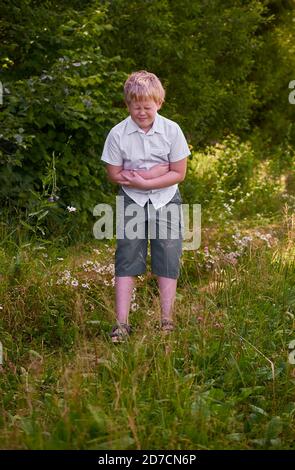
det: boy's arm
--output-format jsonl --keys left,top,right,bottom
{"left": 106, "top": 164, "right": 132, "bottom": 186}
{"left": 121, "top": 163, "right": 169, "bottom": 180}
{"left": 106, "top": 163, "right": 170, "bottom": 185}
{"left": 122, "top": 158, "right": 187, "bottom": 190}
{"left": 145, "top": 158, "right": 187, "bottom": 189}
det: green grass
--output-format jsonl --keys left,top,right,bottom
{"left": 0, "top": 205, "right": 295, "bottom": 450}
{"left": 1, "top": 140, "right": 295, "bottom": 449}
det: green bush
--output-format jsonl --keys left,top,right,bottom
{"left": 0, "top": 3, "right": 127, "bottom": 229}
{"left": 183, "top": 135, "right": 283, "bottom": 219}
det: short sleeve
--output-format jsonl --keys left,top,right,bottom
{"left": 101, "top": 130, "right": 123, "bottom": 166}
{"left": 169, "top": 124, "right": 191, "bottom": 162}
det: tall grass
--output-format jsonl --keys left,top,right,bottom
{"left": 0, "top": 139, "right": 294, "bottom": 449}
{"left": 0, "top": 203, "right": 294, "bottom": 449}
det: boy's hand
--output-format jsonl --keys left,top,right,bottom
{"left": 139, "top": 163, "right": 169, "bottom": 179}
{"left": 121, "top": 163, "right": 169, "bottom": 180}
{"left": 120, "top": 170, "right": 133, "bottom": 179}
{"left": 121, "top": 171, "right": 150, "bottom": 190}
{"left": 113, "top": 172, "right": 132, "bottom": 186}
{"left": 116, "top": 179, "right": 132, "bottom": 186}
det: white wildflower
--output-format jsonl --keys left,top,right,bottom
{"left": 223, "top": 203, "right": 232, "bottom": 213}
{"left": 67, "top": 206, "right": 77, "bottom": 212}
{"left": 92, "top": 263, "right": 102, "bottom": 273}
{"left": 225, "top": 251, "right": 240, "bottom": 265}
{"left": 131, "top": 288, "right": 137, "bottom": 302}
{"left": 71, "top": 279, "right": 79, "bottom": 287}
{"left": 82, "top": 260, "right": 94, "bottom": 272}
{"left": 237, "top": 236, "right": 253, "bottom": 247}
{"left": 258, "top": 233, "right": 272, "bottom": 247}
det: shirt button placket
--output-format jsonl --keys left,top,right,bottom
{"left": 144, "top": 138, "right": 153, "bottom": 194}
{"left": 143, "top": 138, "right": 149, "bottom": 166}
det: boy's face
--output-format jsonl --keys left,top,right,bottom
{"left": 127, "top": 98, "right": 161, "bottom": 132}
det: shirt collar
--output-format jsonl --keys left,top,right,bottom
{"left": 126, "top": 113, "right": 164, "bottom": 135}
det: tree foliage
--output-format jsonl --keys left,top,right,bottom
{"left": 0, "top": 1, "right": 128, "bottom": 220}
{"left": 0, "top": 0, "right": 294, "bottom": 230}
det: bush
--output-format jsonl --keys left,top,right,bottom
{"left": 182, "top": 135, "right": 283, "bottom": 219}
{"left": 0, "top": 3, "right": 128, "bottom": 231}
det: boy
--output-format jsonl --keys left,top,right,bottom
{"left": 101, "top": 70, "right": 190, "bottom": 343}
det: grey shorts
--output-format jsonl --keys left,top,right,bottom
{"left": 115, "top": 188, "right": 183, "bottom": 279}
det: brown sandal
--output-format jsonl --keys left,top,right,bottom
{"left": 110, "top": 323, "right": 131, "bottom": 343}
{"left": 161, "top": 319, "right": 175, "bottom": 332}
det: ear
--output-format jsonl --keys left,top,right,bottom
{"left": 157, "top": 102, "right": 162, "bottom": 111}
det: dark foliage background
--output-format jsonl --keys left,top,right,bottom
{"left": 0, "top": 0, "right": 294, "bottom": 235}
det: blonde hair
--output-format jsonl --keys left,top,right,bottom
{"left": 124, "top": 70, "right": 165, "bottom": 105}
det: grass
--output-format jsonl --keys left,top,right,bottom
{"left": 0, "top": 142, "right": 295, "bottom": 449}
{"left": 0, "top": 204, "right": 294, "bottom": 450}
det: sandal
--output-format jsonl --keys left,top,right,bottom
{"left": 110, "top": 323, "right": 131, "bottom": 343}
{"left": 161, "top": 319, "right": 175, "bottom": 333}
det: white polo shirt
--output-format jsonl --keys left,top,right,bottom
{"left": 101, "top": 113, "right": 190, "bottom": 210}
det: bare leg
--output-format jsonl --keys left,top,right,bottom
{"left": 157, "top": 276, "right": 177, "bottom": 322}
{"left": 115, "top": 276, "right": 135, "bottom": 324}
